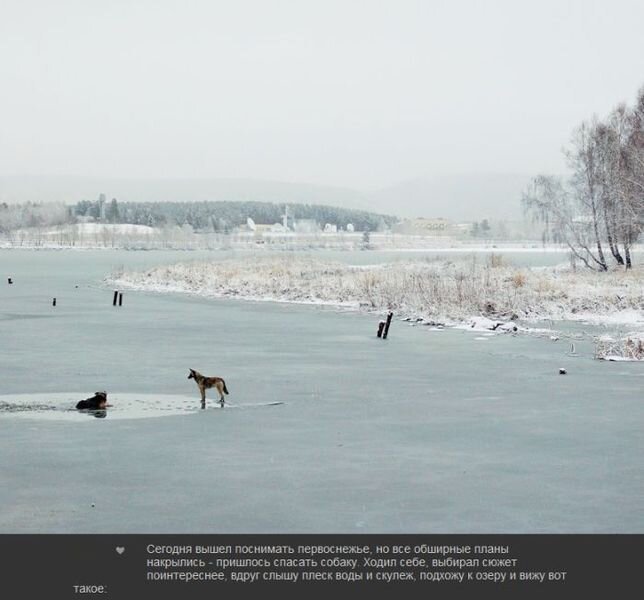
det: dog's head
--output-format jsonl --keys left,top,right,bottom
{"left": 93, "top": 391, "right": 108, "bottom": 409}
{"left": 188, "top": 369, "right": 195, "bottom": 380}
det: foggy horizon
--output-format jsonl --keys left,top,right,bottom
{"left": 1, "top": 0, "right": 643, "bottom": 192}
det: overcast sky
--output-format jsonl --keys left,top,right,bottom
{"left": 1, "top": 0, "right": 643, "bottom": 189}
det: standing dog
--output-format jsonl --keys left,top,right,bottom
{"left": 188, "top": 368, "right": 229, "bottom": 409}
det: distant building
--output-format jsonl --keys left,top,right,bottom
{"left": 238, "top": 222, "right": 271, "bottom": 235}
{"left": 281, "top": 205, "right": 292, "bottom": 230}
{"left": 323, "top": 223, "right": 338, "bottom": 233}
{"left": 393, "top": 217, "right": 452, "bottom": 235}
{"left": 346, "top": 223, "right": 355, "bottom": 233}
{"left": 98, "top": 193, "right": 107, "bottom": 220}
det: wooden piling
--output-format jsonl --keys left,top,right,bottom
{"left": 113, "top": 291, "right": 118, "bottom": 306}
{"left": 383, "top": 311, "right": 393, "bottom": 339}
{"left": 118, "top": 292, "right": 123, "bottom": 306}
{"left": 7, "top": 278, "right": 12, "bottom": 284}
{"left": 52, "top": 298, "right": 56, "bottom": 307}
{"left": 377, "top": 321, "right": 385, "bottom": 338}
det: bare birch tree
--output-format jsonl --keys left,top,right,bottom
{"left": 523, "top": 84, "right": 644, "bottom": 271}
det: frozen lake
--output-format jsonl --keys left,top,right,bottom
{"left": 1, "top": 249, "right": 642, "bottom": 533}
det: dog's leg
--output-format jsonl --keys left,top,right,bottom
{"left": 216, "top": 381, "right": 225, "bottom": 407}
{"left": 200, "top": 385, "right": 206, "bottom": 410}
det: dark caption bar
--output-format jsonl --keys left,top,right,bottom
{"left": 0, "top": 534, "right": 640, "bottom": 599}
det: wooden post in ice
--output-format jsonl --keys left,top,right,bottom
{"left": 113, "top": 290, "right": 118, "bottom": 306}
{"left": 377, "top": 321, "right": 385, "bottom": 338}
{"left": 52, "top": 298, "right": 56, "bottom": 307}
{"left": 382, "top": 311, "right": 393, "bottom": 339}
{"left": 118, "top": 292, "right": 123, "bottom": 307}
{"left": 7, "top": 278, "right": 12, "bottom": 285}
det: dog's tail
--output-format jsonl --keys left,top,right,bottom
{"left": 222, "top": 380, "right": 229, "bottom": 395}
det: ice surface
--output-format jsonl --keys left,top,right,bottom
{"left": 1, "top": 249, "right": 642, "bottom": 534}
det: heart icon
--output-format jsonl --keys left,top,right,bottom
{"left": 116, "top": 547, "right": 125, "bottom": 555}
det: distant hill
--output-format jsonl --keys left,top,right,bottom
{"left": 365, "top": 174, "right": 535, "bottom": 222}
{"left": 0, "top": 173, "right": 537, "bottom": 222}
{"left": 0, "top": 176, "right": 370, "bottom": 211}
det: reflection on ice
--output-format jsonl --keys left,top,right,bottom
{"left": 78, "top": 408, "right": 107, "bottom": 419}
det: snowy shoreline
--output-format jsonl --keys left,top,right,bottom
{"left": 107, "top": 255, "right": 644, "bottom": 331}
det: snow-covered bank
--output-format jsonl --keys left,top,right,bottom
{"left": 107, "top": 255, "right": 644, "bottom": 329}
{"left": 595, "top": 333, "right": 644, "bottom": 361}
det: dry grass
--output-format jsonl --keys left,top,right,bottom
{"left": 109, "top": 255, "right": 644, "bottom": 324}
{"left": 595, "top": 335, "right": 644, "bottom": 360}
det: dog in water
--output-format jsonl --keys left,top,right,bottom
{"left": 188, "top": 369, "right": 229, "bottom": 409}
{"left": 76, "top": 391, "right": 111, "bottom": 410}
